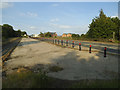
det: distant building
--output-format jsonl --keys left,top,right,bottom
{"left": 31, "top": 34, "right": 39, "bottom": 37}
{"left": 67, "top": 33, "right": 72, "bottom": 37}
{"left": 62, "top": 33, "right": 67, "bottom": 37}
{"left": 62, "top": 33, "right": 72, "bottom": 37}
{"left": 23, "top": 34, "right": 27, "bottom": 36}
{"left": 50, "top": 32, "right": 57, "bottom": 37}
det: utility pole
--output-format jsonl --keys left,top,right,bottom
{"left": 113, "top": 32, "right": 115, "bottom": 42}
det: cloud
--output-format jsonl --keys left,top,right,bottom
{"left": 0, "top": 2, "right": 13, "bottom": 9}
{"left": 111, "top": 16, "right": 118, "bottom": 18}
{"left": 59, "top": 25, "right": 72, "bottom": 29}
{"left": 20, "top": 12, "right": 38, "bottom": 17}
{"left": 51, "top": 4, "right": 59, "bottom": 7}
{"left": 50, "top": 18, "right": 59, "bottom": 22}
{"left": 29, "top": 26, "right": 37, "bottom": 29}
{"left": 49, "top": 23, "right": 80, "bottom": 29}
{"left": 49, "top": 23, "right": 89, "bottom": 35}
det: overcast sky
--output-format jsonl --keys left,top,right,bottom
{"left": 1, "top": 2, "right": 118, "bottom": 35}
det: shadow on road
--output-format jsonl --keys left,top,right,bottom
{"left": 47, "top": 51, "right": 118, "bottom": 80}
{"left": 18, "top": 40, "right": 41, "bottom": 47}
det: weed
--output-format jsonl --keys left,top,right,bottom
{"left": 49, "top": 65, "right": 63, "bottom": 72}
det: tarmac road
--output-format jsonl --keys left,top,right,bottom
{"left": 41, "top": 38, "right": 119, "bottom": 55}
{"left": 3, "top": 38, "right": 118, "bottom": 80}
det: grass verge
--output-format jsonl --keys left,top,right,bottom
{"left": 3, "top": 71, "right": 54, "bottom": 88}
{"left": 3, "top": 70, "right": 119, "bottom": 88}
{"left": 70, "top": 79, "right": 119, "bottom": 88}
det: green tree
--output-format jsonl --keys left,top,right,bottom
{"left": 2, "top": 24, "right": 27, "bottom": 38}
{"left": 39, "top": 32, "right": 44, "bottom": 37}
{"left": 2, "top": 24, "right": 15, "bottom": 38}
{"left": 111, "top": 17, "right": 120, "bottom": 40}
{"left": 21, "top": 31, "right": 27, "bottom": 36}
{"left": 44, "top": 32, "right": 51, "bottom": 37}
{"left": 72, "top": 34, "right": 80, "bottom": 40}
{"left": 86, "top": 9, "right": 118, "bottom": 40}
{"left": 14, "top": 30, "right": 22, "bottom": 37}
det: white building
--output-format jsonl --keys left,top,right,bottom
{"left": 31, "top": 34, "right": 39, "bottom": 37}
{"left": 23, "top": 34, "right": 27, "bottom": 36}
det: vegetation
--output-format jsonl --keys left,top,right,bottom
{"left": 3, "top": 71, "right": 53, "bottom": 88}
{"left": 1, "top": 24, "right": 27, "bottom": 39}
{"left": 72, "top": 34, "right": 80, "bottom": 40}
{"left": 49, "top": 65, "right": 63, "bottom": 72}
{"left": 86, "top": 9, "right": 119, "bottom": 40}
{"left": 3, "top": 70, "right": 119, "bottom": 88}
{"left": 39, "top": 32, "right": 52, "bottom": 37}
{"left": 84, "top": 9, "right": 120, "bottom": 42}
{"left": 39, "top": 32, "right": 44, "bottom": 37}
{"left": 44, "top": 32, "right": 52, "bottom": 37}
{"left": 70, "top": 79, "right": 119, "bottom": 88}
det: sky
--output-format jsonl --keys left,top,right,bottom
{"left": 1, "top": 2, "right": 119, "bottom": 35}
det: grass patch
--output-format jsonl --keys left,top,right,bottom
{"left": 3, "top": 71, "right": 54, "bottom": 88}
{"left": 49, "top": 65, "right": 63, "bottom": 72}
{"left": 3, "top": 69, "right": 119, "bottom": 88}
{"left": 70, "top": 79, "right": 119, "bottom": 88}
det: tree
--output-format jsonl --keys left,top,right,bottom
{"left": 111, "top": 17, "right": 120, "bottom": 40}
{"left": 2, "top": 24, "right": 27, "bottom": 38}
{"left": 2, "top": 24, "right": 15, "bottom": 38}
{"left": 21, "top": 31, "right": 27, "bottom": 36}
{"left": 44, "top": 32, "right": 51, "bottom": 37}
{"left": 86, "top": 9, "right": 118, "bottom": 40}
{"left": 39, "top": 32, "right": 44, "bottom": 37}
{"left": 72, "top": 34, "right": 80, "bottom": 40}
{"left": 81, "top": 34, "right": 85, "bottom": 37}
{"left": 14, "top": 30, "right": 22, "bottom": 37}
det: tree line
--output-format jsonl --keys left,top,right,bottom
{"left": 1, "top": 24, "right": 27, "bottom": 39}
{"left": 39, "top": 32, "right": 52, "bottom": 37}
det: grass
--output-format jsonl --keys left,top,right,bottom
{"left": 3, "top": 70, "right": 54, "bottom": 88}
{"left": 3, "top": 71, "right": 119, "bottom": 88}
{"left": 70, "top": 79, "right": 119, "bottom": 88}
{"left": 49, "top": 65, "right": 64, "bottom": 72}
{"left": 3, "top": 68, "right": 119, "bottom": 88}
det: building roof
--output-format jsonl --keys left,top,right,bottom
{"left": 63, "top": 33, "right": 67, "bottom": 35}
{"left": 67, "top": 33, "right": 72, "bottom": 34}
{"left": 63, "top": 33, "right": 72, "bottom": 35}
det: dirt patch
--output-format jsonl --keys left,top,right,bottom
{"left": 49, "top": 65, "right": 64, "bottom": 72}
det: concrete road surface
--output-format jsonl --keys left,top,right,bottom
{"left": 3, "top": 38, "right": 118, "bottom": 80}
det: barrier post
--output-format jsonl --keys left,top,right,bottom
{"left": 79, "top": 43, "right": 81, "bottom": 51}
{"left": 89, "top": 45, "right": 91, "bottom": 53}
{"left": 58, "top": 40, "right": 59, "bottom": 45}
{"left": 53, "top": 39, "right": 54, "bottom": 44}
{"left": 66, "top": 40, "right": 68, "bottom": 46}
{"left": 61, "top": 40, "right": 63, "bottom": 46}
{"left": 72, "top": 41, "right": 74, "bottom": 48}
{"left": 55, "top": 39, "right": 56, "bottom": 44}
{"left": 104, "top": 47, "right": 107, "bottom": 57}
